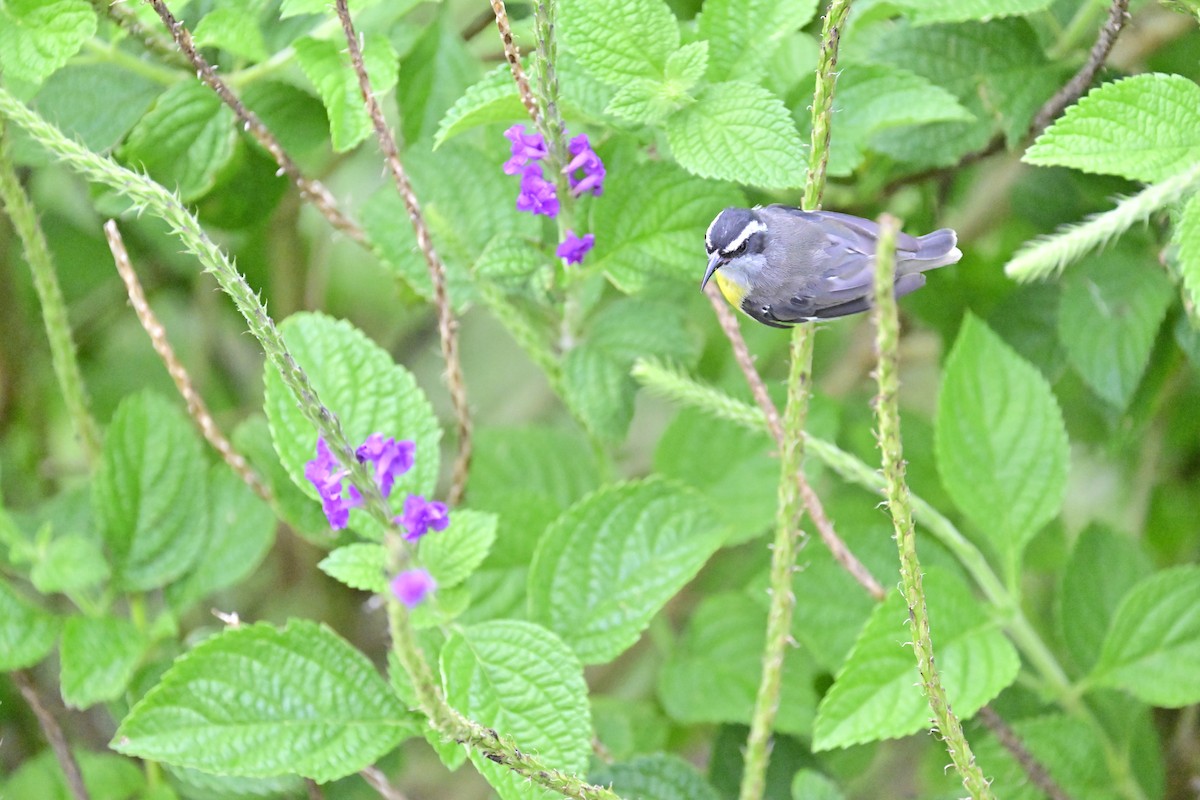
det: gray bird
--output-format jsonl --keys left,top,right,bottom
{"left": 701, "top": 205, "right": 962, "bottom": 328}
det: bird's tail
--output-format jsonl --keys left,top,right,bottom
{"left": 907, "top": 228, "right": 962, "bottom": 272}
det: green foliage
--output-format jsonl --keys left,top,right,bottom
{"left": 294, "top": 34, "right": 399, "bottom": 152}
{"left": 0, "top": 0, "right": 95, "bottom": 87}
{"left": 591, "top": 753, "right": 720, "bottom": 800}
{"left": 114, "top": 620, "right": 418, "bottom": 781}
{"left": 936, "top": 316, "right": 1069, "bottom": 572}
{"left": 0, "top": 577, "right": 60, "bottom": 669}
{"left": 60, "top": 614, "right": 147, "bottom": 709}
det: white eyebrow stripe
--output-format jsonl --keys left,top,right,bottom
{"left": 721, "top": 220, "right": 766, "bottom": 254}
{"left": 705, "top": 213, "right": 721, "bottom": 251}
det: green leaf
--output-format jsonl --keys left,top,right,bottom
{"left": 119, "top": 81, "right": 237, "bottom": 202}
{"left": 654, "top": 407, "right": 777, "bottom": 544}
{"left": 294, "top": 34, "right": 399, "bottom": 152}
{"left": 421, "top": 509, "right": 497, "bottom": 589}
{"left": 824, "top": 64, "right": 973, "bottom": 177}
{"left": 1090, "top": 565, "right": 1200, "bottom": 706}
{"left": 397, "top": 16, "right": 482, "bottom": 145}
{"left": 3, "top": 749, "right": 145, "bottom": 800}
{"left": 435, "top": 63, "right": 524, "bottom": 149}
{"left": 559, "top": 0, "right": 680, "bottom": 85}
{"left": 60, "top": 615, "right": 147, "bottom": 709}
{"left": 94, "top": 392, "right": 208, "bottom": 591}
{"left": 193, "top": 7, "right": 268, "bottom": 61}
{"left": 657, "top": 593, "right": 819, "bottom": 737}
{"left": 891, "top": 0, "right": 1054, "bottom": 24}
{"left": 113, "top": 620, "right": 416, "bottom": 781}
{"left": 240, "top": 81, "right": 331, "bottom": 163}
{"left": 0, "top": 577, "right": 60, "bottom": 670}
{"left": 528, "top": 479, "right": 727, "bottom": 663}
{"left": 791, "top": 769, "right": 845, "bottom": 800}
{"left": 562, "top": 299, "right": 699, "bottom": 441}
{"left": 590, "top": 161, "right": 743, "bottom": 293}
{"left": 666, "top": 81, "right": 806, "bottom": 189}
{"left": 936, "top": 315, "right": 1069, "bottom": 569}
{"left": 30, "top": 533, "right": 109, "bottom": 594}
{"left": 29, "top": 64, "right": 162, "bottom": 155}
{"left": 279, "top": 0, "right": 383, "bottom": 16}
{"left": 1025, "top": 74, "right": 1200, "bottom": 183}
{"left": 1059, "top": 525, "right": 1153, "bottom": 674}
{"left": 474, "top": 234, "right": 547, "bottom": 286}
{"left": 262, "top": 313, "right": 441, "bottom": 539}
{"left": 696, "top": 0, "right": 818, "bottom": 81}
{"left": 166, "top": 465, "right": 276, "bottom": 612}
{"left": 441, "top": 621, "right": 590, "bottom": 800}
{"left": 0, "top": 0, "right": 96, "bottom": 86}
{"left": 812, "top": 569, "right": 1020, "bottom": 750}
{"left": 1173, "top": 190, "right": 1200, "bottom": 313}
{"left": 664, "top": 41, "right": 709, "bottom": 95}
{"left": 319, "top": 543, "right": 387, "bottom": 592}
{"left": 234, "top": 415, "right": 330, "bottom": 542}
{"left": 166, "top": 766, "right": 305, "bottom": 800}
{"left": 1057, "top": 248, "right": 1175, "bottom": 408}
{"left": 590, "top": 753, "right": 720, "bottom": 800}
{"left": 606, "top": 79, "right": 683, "bottom": 127}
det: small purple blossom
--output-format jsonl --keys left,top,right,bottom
{"left": 516, "top": 164, "right": 560, "bottom": 217}
{"left": 390, "top": 569, "right": 436, "bottom": 608}
{"left": 556, "top": 230, "right": 595, "bottom": 265}
{"left": 396, "top": 494, "right": 450, "bottom": 541}
{"left": 503, "top": 124, "right": 548, "bottom": 175}
{"left": 563, "top": 134, "right": 605, "bottom": 197}
{"left": 304, "top": 437, "right": 363, "bottom": 530}
{"left": 355, "top": 434, "right": 415, "bottom": 498}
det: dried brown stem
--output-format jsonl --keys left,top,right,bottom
{"left": 491, "top": 0, "right": 540, "bottom": 124}
{"left": 703, "top": 285, "right": 886, "bottom": 601}
{"left": 977, "top": 706, "right": 1073, "bottom": 800}
{"left": 104, "top": 220, "right": 272, "bottom": 502}
{"left": 1031, "top": 0, "right": 1130, "bottom": 135}
{"left": 334, "top": 0, "right": 472, "bottom": 506}
{"left": 360, "top": 766, "right": 410, "bottom": 800}
{"left": 11, "top": 669, "right": 91, "bottom": 800}
{"left": 145, "top": 0, "right": 366, "bottom": 246}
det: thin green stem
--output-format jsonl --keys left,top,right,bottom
{"left": 80, "top": 38, "right": 180, "bottom": 85}
{"left": 871, "top": 215, "right": 993, "bottom": 798}
{"left": 0, "top": 123, "right": 102, "bottom": 465}
{"left": 802, "top": 0, "right": 852, "bottom": 212}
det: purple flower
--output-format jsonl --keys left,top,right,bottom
{"left": 563, "top": 134, "right": 605, "bottom": 197}
{"left": 304, "top": 437, "right": 363, "bottom": 530}
{"left": 516, "top": 164, "right": 560, "bottom": 217}
{"left": 556, "top": 230, "right": 595, "bottom": 265}
{"left": 390, "top": 569, "right": 436, "bottom": 608}
{"left": 503, "top": 124, "right": 548, "bottom": 175}
{"left": 355, "top": 434, "right": 415, "bottom": 498}
{"left": 396, "top": 494, "right": 450, "bottom": 541}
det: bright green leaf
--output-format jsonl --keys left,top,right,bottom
{"left": 974, "top": 714, "right": 1127, "bottom": 800}
{"left": 113, "top": 620, "right": 416, "bottom": 781}
{"left": 30, "top": 64, "right": 162, "bottom": 155}
{"left": 1090, "top": 565, "right": 1200, "bottom": 707}
{"left": 1173, "top": 190, "right": 1200, "bottom": 313}
{"left": 666, "top": 81, "right": 806, "bottom": 189}
{"left": 120, "top": 82, "right": 237, "bottom": 202}
{"left": 696, "top": 0, "right": 817, "bottom": 81}
{"left": 1059, "top": 525, "right": 1153, "bottom": 673}
{"left": 1058, "top": 248, "right": 1175, "bottom": 408}
{"left": 0, "top": 578, "right": 60, "bottom": 670}
{"left": 94, "top": 392, "right": 208, "bottom": 591}
{"left": 1025, "top": 74, "right": 1200, "bottom": 183}
{"left": 193, "top": 7, "right": 268, "bottom": 61}
{"left": 590, "top": 161, "right": 743, "bottom": 293}
{"left": 435, "top": 63, "right": 525, "bottom": 149}
{"left": 792, "top": 769, "right": 845, "bottom": 800}
{"left": 294, "top": 34, "right": 398, "bottom": 152}
{"left": 0, "top": 0, "right": 96, "bottom": 87}
{"left": 664, "top": 41, "right": 710, "bottom": 94}
{"left": 60, "top": 615, "right": 147, "bottom": 709}
{"left": 166, "top": 465, "right": 276, "bottom": 612}
{"left": 812, "top": 569, "right": 1020, "bottom": 750}
{"left": 528, "top": 479, "right": 727, "bottom": 663}
{"left": 30, "top": 533, "right": 109, "bottom": 594}
{"left": 279, "top": 0, "right": 385, "bottom": 16}
{"left": 2, "top": 749, "right": 145, "bottom": 800}
{"left": 397, "top": 17, "right": 482, "bottom": 145}
{"left": 891, "top": 0, "right": 1054, "bottom": 24}
{"left": 473, "top": 233, "right": 547, "bottom": 286}
{"left": 421, "top": 509, "right": 497, "bottom": 589}
{"left": 606, "top": 79, "right": 683, "bottom": 126}
{"left": 590, "top": 753, "right": 720, "bottom": 800}
{"left": 262, "top": 313, "right": 441, "bottom": 540}
{"left": 442, "top": 621, "right": 590, "bottom": 800}
{"left": 319, "top": 543, "right": 387, "bottom": 592}
{"left": 658, "top": 594, "right": 819, "bottom": 737}
{"left": 936, "top": 315, "right": 1069, "bottom": 569}
{"left": 559, "top": 0, "right": 680, "bottom": 85}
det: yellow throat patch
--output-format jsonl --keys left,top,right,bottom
{"left": 715, "top": 271, "right": 749, "bottom": 311}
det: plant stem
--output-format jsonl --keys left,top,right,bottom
{"left": 0, "top": 123, "right": 102, "bottom": 466}
{"left": 11, "top": 670, "right": 91, "bottom": 800}
{"left": 871, "top": 214, "right": 993, "bottom": 798}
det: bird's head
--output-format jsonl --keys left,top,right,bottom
{"left": 702, "top": 207, "right": 768, "bottom": 290}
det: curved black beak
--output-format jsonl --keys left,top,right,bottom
{"left": 700, "top": 252, "right": 723, "bottom": 291}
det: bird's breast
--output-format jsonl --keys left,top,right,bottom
{"left": 715, "top": 271, "right": 749, "bottom": 310}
